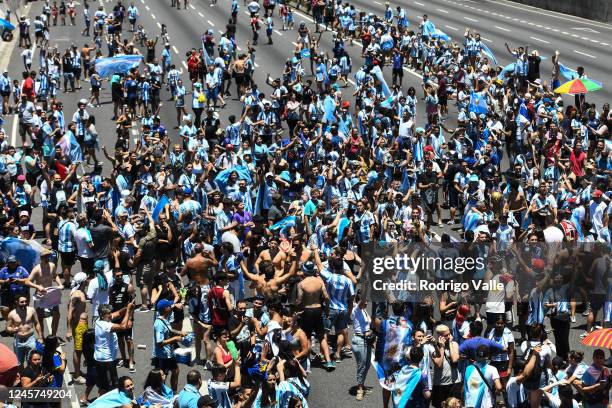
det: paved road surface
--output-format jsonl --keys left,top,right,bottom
{"left": 0, "top": 0, "right": 610, "bottom": 406}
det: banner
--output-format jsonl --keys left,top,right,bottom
{"left": 94, "top": 55, "right": 143, "bottom": 77}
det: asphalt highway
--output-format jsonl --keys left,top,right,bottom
{"left": 0, "top": 0, "right": 610, "bottom": 406}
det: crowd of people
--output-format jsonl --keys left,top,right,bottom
{"left": 0, "top": 0, "right": 610, "bottom": 407}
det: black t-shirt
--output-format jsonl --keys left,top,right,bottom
{"left": 90, "top": 223, "right": 113, "bottom": 259}
{"left": 504, "top": 120, "right": 517, "bottom": 145}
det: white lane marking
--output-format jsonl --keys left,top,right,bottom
{"left": 151, "top": 13, "right": 156, "bottom": 19}
{"left": 156, "top": 22, "right": 161, "bottom": 28}
{"left": 573, "top": 50, "right": 596, "bottom": 59}
{"left": 172, "top": 45, "right": 179, "bottom": 54}
{"left": 481, "top": 37, "right": 493, "bottom": 43}
{"left": 274, "top": 29, "right": 283, "bottom": 36}
{"left": 292, "top": 41, "right": 298, "bottom": 47}
{"left": 145, "top": 5, "right": 149, "bottom": 10}
{"left": 414, "top": 1, "right": 424, "bottom": 5}
{"left": 373, "top": 0, "right": 382, "bottom": 4}
{"left": 254, "top": 62, "right": 260, "bottom": 67}
{"left": 572, "top": 27, "right": 599, "bottom": 33}
{"left": 590, "top": 39, "right": 599, "bottom": 43}
{"left": 347, "top": 78, "right": 355, "bottom": 86}
{"left": 436, "top": 8, "right": 449, "bottom": 13}
{"left": 494, "top": 26, "right": 510, "bottom": 32}
{"left": 11, "top": 115, "right": 17, "bottom": 146}
{"left": 403, "top": 66, "right": 423, "bottom": 80}
{"left": 198, "top": 12, "right": 204, "bottom": 17}
{"left": 463, "top": 16, "right": 478, "bottom": 22}
{"left": 444, "top": 25, "right": 458, "bottom": 31}
{"left": 529, "top": 36, "right": 549, "bottom": 43}
{"left": 190, "top": 4, "right": 196, "bottom": 9}
{"left": 207, "top": 20, "right": 215, "bottom": 26}
{"left": 140, "top": 0, "right": 144, "bottom": 3}
{"left": 182, "top": 61, "right": 188, "bottom": 68}
{"left": 601, "top": 42, "right": 609, "bottom": 46}
{"left": 43, "top": 317, "right": 80, "bottom": 408}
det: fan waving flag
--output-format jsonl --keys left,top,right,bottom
{"left": 152, "top": 194, "right": 171, "bottom": 221}
{"left": 95, "top": 55, "right": 143, "bottom": 77}
{"left": 480, "top": 43, "right": 497, "bottom": 65}
{"left": 421, "top": 20, "right": 436, "bottom": 37}
{"left": 468, "top": 91, "right": 488, "bottom": 115}
{"left": 370, "top": 65, "right": 391, "bottom": 97}
{"left": 498, "top": 62, "right": 515, "bottom": 81}
{"left": 215, "top": 165, "right": 253, "bottom": 194}
{"left": 432, "top": 29, "right": 451, "bottom": 42}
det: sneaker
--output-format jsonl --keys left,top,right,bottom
{"left": 356, "top": 388, "right": 364, "bottom": 401}
{"left": 571, "top": 315, "right": 576, "bottom": 323}
{"left": 137, "top": 306, "right": 150, "bottom": 313}
{"left": 341, "top": 348, "right": 353, "bottom": 358}
{"left": 583, "top": 303, "right": 591, "bottom": 316}
{"left": 129, "top": 362, "right": 136, "bottom": 373}
{"left": 334, "top": 355, "right": 341, "bottom": 363}
{"left": 446, "top": 219, "right": 455, "bottom": 225}
{"left": 73, "top": 376, "right": 86, "bottom": 385}
{"left": 580, "top": 331, "right": 589, "bottom": 339}
{"left": 204, "top": 361, "right": 213, "bottom": 371}
{"left": 324, "top": 361, "right": 336, "bottom": 371}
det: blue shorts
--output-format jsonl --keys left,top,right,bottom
{"left": 324, "top": 309, "right": 349, "bottom": 333}
{"left": 206, "top": 88, "right": 218, "bottom": 100}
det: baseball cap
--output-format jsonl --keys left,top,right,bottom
{"left": 19, "top": 210, "right": 29, "bottom": 218}
{"left": 156, "top": 299, "right": 174, "bottom": 311}
{"left": 7, "top": 255, "right": 17, "bottom": 263}
{"left": 592, "top": 189, "right": 603, "bottom": 198}
{"left": 17, "top": 174, "right": 26, "bottom": 182}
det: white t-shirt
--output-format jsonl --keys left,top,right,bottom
{"left": 464, "top": 363, "right": 500, "bottom": 408}
{"left": 74, "top": 227, "right": 95, "bottom": 258}
{"left": 94, "top": 319, "right": 117, "bottom": 362}
{"left": 546, "top": 393, "right": 579, "bottom": 408}
{"left": 485, "top": 274, "right": 514, "bottom": 314}
{"left": 87, "top": 271, "right": 114, "bottom": 317}
{"left": 505, "top": 376, "right": 526, "bottom": 408}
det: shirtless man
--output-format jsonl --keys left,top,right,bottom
{"left": 182, "top": 243, "right": 217, "bottom": 366}
{"left": 181, "top": 243, "right": 218, "bottom": 284}
{"left": 295, "top": 261, "right": 333, "bottom": 369}
{"left": 240, "top": 257, "right": 296, "bottom": 299}
{"left": 6, "top": 295, "right": 43, "bottom": 366}
{"left": 26, "top": 248, "right": 61, "bottom": 338}
{"left": 253, "top": 236, "right": 284, "bottom": 275}
{"left": 66, "top": 272, "right": 88, "bottom": 383}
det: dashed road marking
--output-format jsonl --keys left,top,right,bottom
{"left": 207, "top": 20, "right": 215, "bottom": 26}
{"left": 444, "top": 25, "right": 458, "bottom": 31}
{"left": 156, "top": 22, "right": 161, "bottom": 28}
{"left": 198, "top": 12, "right": 204, "bottom": 17}
{"left": 414, "top": 1, "right": 424, "bottom": 5}
{"left": 172, "top": 45, "right": 179, "bottom": 54}
{"left": 529, "top": 36, "right": 549, "bottom": 44}
{"left": 145, "top": 5, "right": 149, "bottom": 10}
{"left": 463, "top": 16, "right": 478, "bottom": 22}
{"left": 573, "top": 50, "right": 596, "bottom": 59}
{"left": 190, "top": 4, "right": 196, "bottom": 9}
{"left": 373, "top": 0, "right": 382, "bottom": 4}
{"left": 151, "top": 13, "right": 156, "bottom": 19}
{"left": 274, "top": 29, "right": 283, "bottom": 36}
{"left": 481, "top": 37, "right": 493, "bottom": 43}
{"left": 436, "top": 8, "right": 448, "bottom": 13}
{"left": 494, "top": 26, "right": 510, "bottom": 32}
{"left": 182, "top": 61, "right": 188, "bottom": 68}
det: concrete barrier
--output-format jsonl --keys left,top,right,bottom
{"left": 504, "top": 0, "right": 611, "bottom": 23}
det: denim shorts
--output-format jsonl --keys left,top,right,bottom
{"left": 324, "top": 309, "right": 349, "bottom": 332}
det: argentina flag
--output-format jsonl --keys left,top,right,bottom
{"left": 95, "top": 55, "right": 143, "bottom": 77}
{"left": 468, "top": 91, "right": 488, "bottom": 115}
{"left": 432, "top": 29, "right": 451, "bottom": 42}
{"left": 480, "top": 42, "right": 497, "bottom": 65}
{"left": 421, "top": 20, "right": 436, "bottom": 37}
